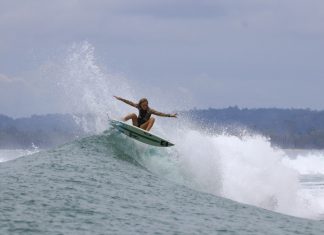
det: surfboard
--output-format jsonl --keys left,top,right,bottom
{"left": 109, "top": 119, "right": 174, "bottom": 147}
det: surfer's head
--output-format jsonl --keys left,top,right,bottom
{"left": 138, "top": 98, "right": 148, "bottom": 110}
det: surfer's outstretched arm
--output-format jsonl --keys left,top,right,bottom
{"left": 114, "top": 96, "right": 137, "bottom": 108}
{"left": 151, "top": 109, "right": 177, "bottom": 118}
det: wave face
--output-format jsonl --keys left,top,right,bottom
{"left": 0, "top": 133, "right": 324, "bottom": 235}
{"left": 1, "top": 42, "right": 324, "bottom": 234}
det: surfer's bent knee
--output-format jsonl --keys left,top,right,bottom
{"left": 123, "top": 113, "right": 137, "bottom": 122}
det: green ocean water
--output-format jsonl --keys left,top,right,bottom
{"left": 1, "top": 130, "right": 324, "bottom": 235}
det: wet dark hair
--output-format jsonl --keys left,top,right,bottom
{"left": 138, "top": 98, "right": 148, "bottom": 107}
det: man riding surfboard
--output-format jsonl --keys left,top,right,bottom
{"left": 114, "top": 96, "right": 177, "bottom": 131}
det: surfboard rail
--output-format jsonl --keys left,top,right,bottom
{"left": 109, "top": 119, "right": 174, "bottom": 147}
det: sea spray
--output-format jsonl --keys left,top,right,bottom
{"left": 282, "top": 152, "right": 324, "bottom": 175}
{"left": 58, "top": 41, "right": 134, "bottom": 132}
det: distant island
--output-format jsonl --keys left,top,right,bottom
{"left": 0, "top": 114, "right": 86, "bottom": 149}
{"left": 185, "top": 107, "right": 324, "bottom": 149}
{"left": 1, "top": 107, "right": 324, "bottom": 149}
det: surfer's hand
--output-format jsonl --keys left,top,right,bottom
{"left": 113, "top": 96, "right": 122, "bottom": 100}
{"left": 170, "top": 113, "right": 178, "bottom": 118}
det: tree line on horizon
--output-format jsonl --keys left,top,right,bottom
{"left": 185, "top": 106, "right": 324, "bottom": 149}
{"left": 0, "top": 114, "right": 85, "bottom": 149}
{"left": 1, "top": 107, "right": 324, "bottom": 149}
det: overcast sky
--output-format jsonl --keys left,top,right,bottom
{"left": 1, "top": 0, "right": 324, "bottom": 117}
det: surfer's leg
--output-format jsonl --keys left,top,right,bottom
{"left": 123, "top": 113, "right": 138, "bottom": 126}
{"left": 140, "top": 117, "right": 155, "bottom": 131}
{"left": 146, "top": 117, "right": 155, "bottom": 131}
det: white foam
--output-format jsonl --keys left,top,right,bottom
{"left": 158, "top": 127, "right": 323, "bottom": 219}
{"left": 0, "top": 149, "right": 39, "bottom": 163}
{"left": 49, "top": 41, "right": 135, "bottom": 133}
{"left": 282, "top": 152, "right": 324, "bottom": 175}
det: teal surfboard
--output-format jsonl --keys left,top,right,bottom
{"left": 110, "top": 119, "right": 174, "bottom": 147}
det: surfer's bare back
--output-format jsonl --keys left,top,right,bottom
{"left": 114, "top": 96, "right": 177, "bottom": 131}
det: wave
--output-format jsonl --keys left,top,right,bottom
{"left": 73, "top": 127, "right": 323, "bottom": 220}
{"left": 19, "top": 41, "right": 324, "bottom": 220}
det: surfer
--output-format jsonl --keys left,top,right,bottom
{"left": 113, "top": 96, "right": 177, "bottom": 131}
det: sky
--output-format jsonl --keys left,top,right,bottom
{"left": 0, "top": 0, "right": 324, "bottom": 117}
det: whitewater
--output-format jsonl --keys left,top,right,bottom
{"left": 0, "top": 42, "right": 323, "bottom": 234}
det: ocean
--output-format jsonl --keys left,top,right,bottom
{"left": 1, "top": 42, "right": 324, "bottom": 234}
{"left": 0, "top": 128, "right": 324, "bottom": 235}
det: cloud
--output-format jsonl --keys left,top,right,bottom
{"left": 113, "top": 0, "right": 226, "bottom": 19}
{"left": 0, "top": 0, "right": 324, "bottom": 114}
